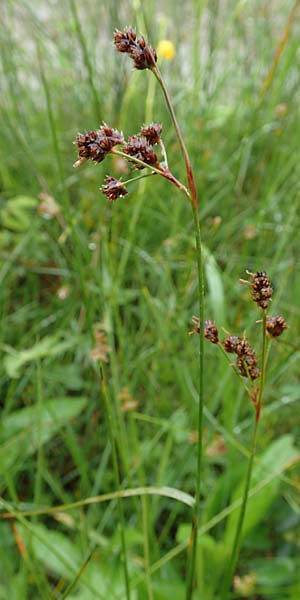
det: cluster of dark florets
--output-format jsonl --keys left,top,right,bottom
{"left": 190, "top": 317, "right": 219, "bottom": 344}
{"left": 113, "top": 27, "right": 157, "bottom": 70}
{"left": 74, "top": 121, "right": 164, "bottom": 200}
{"left": 74, "top": 124, "right": 124, "bottom": 167}
{"left": 123, "top": 135, "right": 159, "bottom": 169}
{"left": 140, "top": 122, "right": 162, "bottom": 145}
{"left": 244, "top": 271, "right": 273, "bottom": 310}
{"left": 223, "top": 335, "right": 260, "bottom": 380}
{"left": 101, "top": 176, "right": 128, "bottom": 201}
{"left": 266, "top": 315, "right": 288, "bottom": 337}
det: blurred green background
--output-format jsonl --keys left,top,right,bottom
{"left": 0, "top": 1, "right": 300, "bottom": 598}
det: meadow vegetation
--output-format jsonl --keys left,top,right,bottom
{"left": 0, "top": 1, "right": 300, "bottom": 598}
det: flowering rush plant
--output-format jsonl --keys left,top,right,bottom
{"left": 73, "top": 28, "right": 288, "bottom": 600}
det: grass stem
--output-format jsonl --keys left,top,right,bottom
{"left": 151, "top": 65, "right": 205, "bottom": 600}
{"left": 221, "top": 310, "right": 268, "bottom": 598}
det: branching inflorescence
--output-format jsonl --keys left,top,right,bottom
{"left": 74, "top": 26, "right": 206, "bottom": 600}
{"left": 73, "top": 24, "right": 290, "bottom": 600}
{"left": 192, "top": 270, "right": 288, "bottom": 598}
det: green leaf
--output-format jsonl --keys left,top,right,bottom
{"left": 177, "top": 526, "right": 226, "bottom": 597}
{"left": 252, "top": 556, "right": 296, "bottom": 587}
{"left": 203, "top": 244, "right": 226, "bottom": 326}
{"left": 0, "top": 397, "right": 87, "bottom": 473}
{"left": 0, "top": 196, "right": 38, "bottom": 232}
{"left": 3, "top": 335, "right": 78, "bottom": 378}
{"left": 17, "top": 522, "right": 132, "bottom": 599}
{"left": 225, "top": 435, "right": 299, "bottom": 546}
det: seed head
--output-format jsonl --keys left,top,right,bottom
{"left": 266, "top": 315, "right": 288, "bottom": 337}
{"left": 113, "top": 28, "right": 157, "bottom": 70}
{"left": 242, "top": 270, "right": 273, "bottom": 310}
{"left": 123, "top": 135, "right": 159, "bottom": 169}
{"left": 189, "top": 316, "right": 219, "bottom": 344}
{"left": 101, "top": 176, "right": 128, "bottom": 201}
{"left": 222, "top": 336, "right": 250, "bottom": 356}
{"left": 236, "top": 356, "right": 260, "bottom": 380}
{"left": 223, "top": 335, "right": 241, "bottom": 353}
{"left": 140, "top": 122, "right": 162, "bottom": 145}
{"left": 113, "top": 27, "right": 137, "bottom": 53}
{"left": 74, "top": 124, "right": 124, "bottom": 167}
{"left": 204, "top": 320, "right": 219, "bottom": 344}
{"left": 223, "top": 335, "right": 259, "bottom": 380}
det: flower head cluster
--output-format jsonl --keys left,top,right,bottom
{"left": 266, "top": 315, "right": 288, "bottom": 337}
{"left": 74, "top": 124, "right": 124, "bottom": 167}
{"left": 242, "top": 271, "right": 273, "bottom": 310}
{"left": 101, "top": 176, "right": 128, "bottom": 201}
{"left": 123, "top": 135, "right": 159, "bottom": 169}
{"left": 140, "top": 122, "right": 162, "bottom": 145}
{"left": 190, "top": 316, "right": 219, "bottom": 344}
{"left": 223, "top": 335, "right": 260, "bottom": 380}
{"left": 113, "top": 28, "right": 157, "bottom": 70}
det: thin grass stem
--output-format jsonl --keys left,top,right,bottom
{"left": 99, "top": 364, "right": 131, "bottom": 600}
{"left": 221, "top": 310, "right": 268, "bottom": 598}
{"left": 151, "top": 64, "right": 205, "bottom": 600}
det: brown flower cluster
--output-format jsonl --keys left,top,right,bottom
{"left": 266, "top": 315, "right": 288, "bottom": 337}
{"left": 101, "top": 176, "right": 128, "bottom": 201}
{"left": 190, "top": 317, "right": 219, "bottom": 344}
{"left": 140, "top": 122, "right": 162, "bottom": 145}
{"left": 223, "top": 335, "right": 260, "bottom": 380}
{"left": 74, "top": 121, "right": 165, "bottom": 200}
{"left": 242, "top": 271, "right": 273, "bottom": 310}
{"left": 123, "top": 135, "right": 159, "bottom": 169}
{"left": 113, "top": 27, "right": 157, "bottom": 70}
{"left": 74, "top": 124, "right": 124, "bottom": 167}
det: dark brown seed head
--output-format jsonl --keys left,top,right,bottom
{"left": 189, "top": 316, "right": 218, "bottom": 343}
{"left": 204, "top": 320, "right": 219, "bottom": 344}
{"left": 123, "top": 135, "right": 158, "bottom": 169}
{"left": 74, "top": 124, "right": 124, "bottom": 167}
{"left": 74, "top": 130, "right": 105, "bottom": 165}
{"left": 131, "top": 38, "right": 157, "bottom": 69}
{"left": 101, "top": 176, "right": 128, "bottom": 202}
{"left": 222, "top": 335, "right": 250, "bottom": 356}
{"left": 244, "top": 270, "right": 273, "bottom": 310}
{"left": 236, "top": 356, "right": 260, "bottom": 380}
{"left": 266, "top": 315, "right": 288, "bottom": 337}
{"left": 140, "top": 122, "right": 162, "bottom": 145}
{"left": 113, "top": 27, "right": 137, "bottom": 53}
{"left": 113, "top": 28, "right": 157, "bottom": 70}
{"left": 223, "top": 335, "right": 240, "bottom": 354}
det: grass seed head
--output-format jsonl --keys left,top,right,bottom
{"left": 123, "top": 135, "right": 159, "bottom": 169}
{"left": 266, "top": 315, "right": 288, "bottom": 337}
{"left": 114, "top": 28, "right": 157, "bottom": 70}
{"left": 204, "top": 320, "right": 219, "bottom": 344}
{"left": 190, "top": 316, "right": 219, "bottom": 343}
{"left": 74, "top": 124, "right": 124, "bottom": 166}
{"left": 140, "top": 122, "right": 162, "bottom": 145}
{"left": 101, "top": 176, "right": 128, "bottom": 201}
{"left": 242, "top": 270, "right": 273, "bottom": 310}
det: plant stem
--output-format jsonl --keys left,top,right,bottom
{"left": 99, "top": 365, "right": 131, "bottom": 600}
{"left": 151, "top": 65, "right": 205, "bottom": 600}
{"left": 221, "top": 416, "right": 259, "bottom": 599}
{"left": 221, "top": 310, "right": 268, "bottom": 598}
{"left": 111, "top": 148, "right": 189, "bottom": 194}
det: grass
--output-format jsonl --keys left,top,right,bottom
{"left": 1, "top": 1, "right": 300, "bottom": 598}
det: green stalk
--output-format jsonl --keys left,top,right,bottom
{"left": 221, "top": 310, "right": 268, "bottom": 598}
{"left": 151, "top": 65, "right": 205, "bottom": 600}
{"left": 99, "top": 364, "right": 131, "bottom": 600}
{"left": 69, "top": 0, "right": 102, "bottom": 122}
{"left": 111, "top": 148, "right": 189, "bottom": 194}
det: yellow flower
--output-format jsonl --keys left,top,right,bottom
{"left": 157, "top": 39, "right": 175, "bottom": 60}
